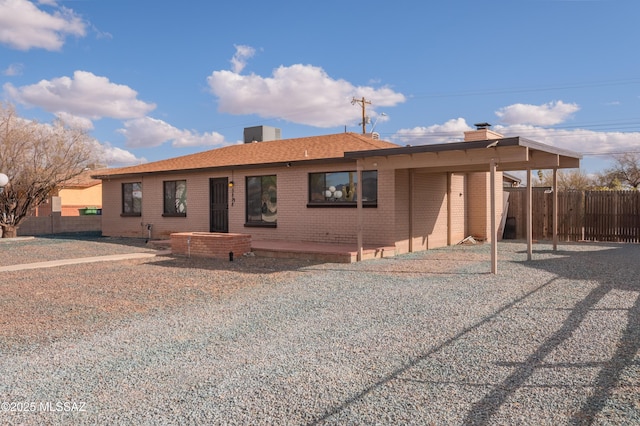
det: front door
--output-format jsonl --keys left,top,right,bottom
{"left": 210, "top": 178, "right": 229, "bottom": 232}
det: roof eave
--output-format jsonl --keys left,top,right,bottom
{"left": 92, "top": 156, "right": 356, "bottom": 180}
{"left": 345, "top": 137, "right": 582, "bottom": 160}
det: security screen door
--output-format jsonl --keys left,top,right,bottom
{"left": 210, "top": 178, "right": 229, "bottom": 233}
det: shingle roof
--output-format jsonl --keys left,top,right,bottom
{"left": 93, "top": 133, "right": 399, "bottom": 178}
{"left": 60, "top": 169, "right": 105, "bottom": 188}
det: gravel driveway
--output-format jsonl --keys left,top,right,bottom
{"left": 0, "top": 236, "right": 638, "bottom": 425}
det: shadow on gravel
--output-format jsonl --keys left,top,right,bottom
{"left": 308, "top": 244, "right": 640, "bottom": 425}
{"left": 463, "top": 244, "right": 640, "bottom": 426}
{"left": 308, "top": 277, "right": 561, "bottom": 425}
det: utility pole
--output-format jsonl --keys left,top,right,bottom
{"left": 351, "top": 97, "right": 371, "bottom": 134}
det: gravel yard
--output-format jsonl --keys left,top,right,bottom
{"left": 0, "top": 236, "right": 638, "bottom": 425}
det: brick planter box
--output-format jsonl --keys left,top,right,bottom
{"left": 170, "top": 232, "right": 251, "bottom": 259}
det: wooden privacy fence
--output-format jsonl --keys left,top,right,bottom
{"left": 504, "top": 189, "right": 640, "bottom": 243}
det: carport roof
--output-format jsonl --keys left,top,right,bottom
{"left": 344, "top": 136, "right": 582, "bottom": 172}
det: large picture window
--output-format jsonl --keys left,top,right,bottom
{"left": 122, "top": 182, "right": 142, "bottom": 216}
{"left": 246, "top": 175, "right": 277, "bottom": 226}
{"left": 308, "top": 171, "right": 377, "bottom": 207}
{"left": 163, "top": 180, "right": 187, "bottom": 216}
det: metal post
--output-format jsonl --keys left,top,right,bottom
{"left": 356, "top": 161, "right": 364, "bottom": 261}
{"left": 553, "top": 168, "right": 558, "bottom": 251}
{"left": 527, "top": 169, "right": 533, "bottom": 260}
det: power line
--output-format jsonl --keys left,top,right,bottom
{"left": 409, "top": 77, "right": 640, "bottom": 99}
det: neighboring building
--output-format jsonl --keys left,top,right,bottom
{"left": 503, "top": 172, "right": 522, "bottom": 188}
{"left": 93, "top": 125, "right": 581, "bottom": 256}
{"left": 35, "top": 167, "right": 104, "bottom": 217}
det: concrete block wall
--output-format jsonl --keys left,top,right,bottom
{"left": 18, "top": 215, "right": 102, "bottom": 236}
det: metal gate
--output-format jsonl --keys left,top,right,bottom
{"left": 210, "top": 178, "right": 229, "bottom": 233}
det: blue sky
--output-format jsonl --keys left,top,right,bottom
{"left": 1, "top": 0, "right": 639, "bottom": 174}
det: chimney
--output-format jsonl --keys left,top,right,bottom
{"left": 464, "top": 122, "right": 503, "bottom": 142}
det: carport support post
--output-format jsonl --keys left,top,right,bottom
{"left": 527, "top": 168, "right": 533, "bottom": 260}
{"left": 356, "top": 161, "right": 364, "bottom": 261}
{"left": 490, "top": 159, "right": 497, "bottom": 274}
{"left": 553, "top": 168, "right": 558, "bottom": 251}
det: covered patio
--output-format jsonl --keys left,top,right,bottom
{"left": 345, "top": 135, "right": 583, "bottom": 273}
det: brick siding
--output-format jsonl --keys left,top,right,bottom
{"left": 170, "top": 232, "right": 251, "bottom": 259}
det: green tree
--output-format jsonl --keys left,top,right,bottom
{"left": 0, "top": 104, "right": 97, "bottom": 237}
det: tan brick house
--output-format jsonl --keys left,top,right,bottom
{"left": 94, "top": 125, "right": 581, "bottom": 260}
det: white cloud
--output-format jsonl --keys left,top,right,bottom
{"left": 3, "top": 63, "right": 24, "bottom": 76}
{"left": 91, "top": 24, "right": 113, "bottom": 40}
{"left": 55, "top": 111, "right": 94, "bottom": 130}
{"left": 87, "top": 140, "right": 145, "bottom": 167}
{"left": 117, "top": 116, "right": 226, "bottom": 149}
{"left": 207, "top": 61, "right": 406, "bottom": 128}
{"left": 495, "top": 124, "right": 640, "bottom": 156}
{"left": 495, "top": 100, "right": 579, "bottom": 126}
{"left": 230, "top": 44, "right": 256, "bottom": 73}
{"left": 392, "top": 118, "right": 473, "bottom": 145}
{"left": 0, "top": 0, "right": 86, "bottom": 51}
{"left": 392, "top": 117, "right": 640, "bottom": 159}
{"left": 4, "top": 70, "right": 156, "bottom": 120}
{"left": 489, "top": 100, "right": 640, "bottom": 155}
{"left": 95, "top": 142, "right": 147, "bottom": 167}
{"left": 171, "top": 129, "right": 226, "bottom": 148}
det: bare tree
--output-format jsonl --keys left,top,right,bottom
{"left": 535, "top": 169, "right": 596, "bottom": 191}
{"left": 592, "top": 172, "right": 624, "bottom": 190}
{"left": 0, "top": 103, "right": 97, "bottom": 237}
{"left": 601, "top": 152, "right": 640, "bottom": 189}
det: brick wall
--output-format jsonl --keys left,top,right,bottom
{"left": 101, "top": 164, "right": 398, "bottom": 247}
{"left": 467, "top": 171, "right": 503, "bottom": 241}
{"left": 411, "top": 172, "right": 449, "bottom": 250}
{"left": 171, "top": 232, "right": 251, "bottom": 259}
{"left": 393, "top": 169, "right": 410, "bottom": 254}
{"left": 99, "top": 162, "right": 502, "bottom": 251}
{"left": 449, "top": 173, "right": 467, "bottom": 243}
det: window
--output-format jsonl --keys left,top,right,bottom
{"left": 122, "top": 182, "right": 142, "bottom": 216}
{"left": 163, "top": 180, "right": 187, "bottom": 216}
{"left": 308, "top": 171, "right": 377, "bottom": 207}
{"left": 246, "top": 175, "right": 277, "bottom": 226}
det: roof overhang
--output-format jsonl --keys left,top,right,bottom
{"left": 91, "top": 156, "right": 357, "bottom": 180}
{"left": 344, "top": 137, "right": 581, "bottom": 172}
